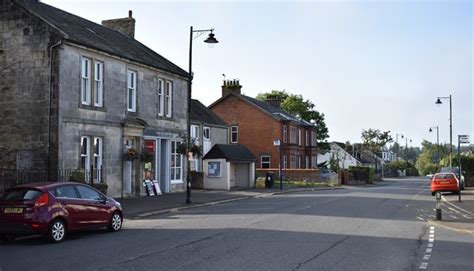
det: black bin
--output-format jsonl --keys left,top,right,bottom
{"left": 265, "top": 172, "right": 274, "bottom": 188}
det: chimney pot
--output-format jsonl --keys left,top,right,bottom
{"left": 129, "top": 10, "right": 133, "bottom": 18}
{"left": 222, "top": 79, "right": 242, "bottom": 97}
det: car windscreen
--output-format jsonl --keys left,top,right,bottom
{"left": 2, "top": 188, "right": 43, "bottom": 201}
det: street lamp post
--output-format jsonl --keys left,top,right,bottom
{"left": 435, "top": 95, "right": 452, "bottom": 167}
{"left": 429, "top": 126, "right": 440, "bottom": 165}
{"left": 186, "top": 26, "right": 218, "bottom": 204}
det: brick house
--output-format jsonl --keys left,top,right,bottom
{"left": 0, "top": 0, "right": 189, "bottom": 197}
{"left": 209, "top": 80, "right": 318, "bottom": 171}
{"left": 190, "top": 99, "right": 228, "bottom": 172}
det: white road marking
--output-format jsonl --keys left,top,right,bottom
{"left": 428, "top": 243, "right": 433, "bottom": 248}
{"left": 426, "top": 248, "right": 432, "bottom": 253}
{"left": 448, "top": 207, "right": 462, "bottom": 214}
{"left": 430, "top": 226, "right": 435, "bottom": 230}
{"left": 429, "top": 234, "right": 434, "bottom": 238}
{"left": 423, "top": 255, "right": 431, "bottom": 260}
{"left": 419, "top": 262, "right": 428, "bottom": 269}
{"left": 429, "top": 238, "right": 434, "bottom": 243}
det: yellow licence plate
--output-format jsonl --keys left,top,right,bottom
{"left": 4, "top": 208, "right": 23, "bottom": 214}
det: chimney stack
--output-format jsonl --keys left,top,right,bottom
{"left": 102, "top": 10, "right": 136, "bottom": 38}
{"left": 222, "top": 79, "right": 242, "bottom": 97}
{"left": 265, "top": 94, "right": 281, "bottom": 108}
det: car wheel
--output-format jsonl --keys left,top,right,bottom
{"left": 107, "top": 212, "right": 122, "bottom": 232}
{"left": 49, "top": 219, "right": 66, "bottom": 243}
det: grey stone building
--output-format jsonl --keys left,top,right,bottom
{"left": 190, "top": 99, "right": 228, "bottom": 172}
{"left": 0, "top": 0, "right": 189, "bottom": 197}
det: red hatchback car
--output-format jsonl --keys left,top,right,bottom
{"left": 0, "top": 182, "right": 123, "bottom": 242}
{"left": 431, "top": 173, "right": 459, "bottom": 196}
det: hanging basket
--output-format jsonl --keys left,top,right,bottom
{"left": 190, "top": 144, "right": 202, "bottom": 157}
{"left": 124, "top": 148, "right": 139, "bottom": 161}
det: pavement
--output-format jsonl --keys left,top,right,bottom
{"left": 433, "top": 187, "right": 474, "bottom": 234}
{"left": 117, "top": 186, "right": 340, "bottom": 219}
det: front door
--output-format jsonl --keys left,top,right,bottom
{"left": 123, "top": 137, "right": 138, "bottom": 195}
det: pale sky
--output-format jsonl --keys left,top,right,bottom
{"left": 43, "top": 0, "right": 473, "bottom": 147}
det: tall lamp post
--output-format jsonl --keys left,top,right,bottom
{"left": 435, "top": 95, "right": 452, "bottom": 167}
{"left": 186, "top": 27, "right": 218, "bottom": 204}
{"left": 429, "top": 126, "right": 440, "bottom": 165}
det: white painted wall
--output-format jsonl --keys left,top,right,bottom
{"left": 317, "top": 143, "right": 361, "bottom": 170}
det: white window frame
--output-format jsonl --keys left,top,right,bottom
{"left": 94, "top": 61, "right": 103, "bottom": 107}
{"left": 283, "top": 155, "right": 288, "bottom": 169}
{"left": 158, "top": 79, "right": 164, "bottom": 116}
{"left": 191, "top": 124, "right": 199, "bottom": 142}
{"left": 80, "top": 136, "right": 91, "bottom": 170}
{"left": 81, "top": 57, "right": 91, "bottom": 105}
{"left": 203, "top": 126, "right": 211, "bottom": 141}
{"left": 231, "top": 126, "right": 238, "bottom": 143}
{"left": 261, "top": 155, "right": 270, "bottom": 169}
{"left": 93, "top": 137, "right": 103, "bottom": 182}
{"left": 298, "top": 128, "right": 302, "bottom": 146}
{"left": 170, "top": 141, "right": 183, "bottom": 183}
{"left": 127, "top": 70, "right": 137, "bottom": 112}
{"left": 283, "top": 125, "right": 288, "bottom": 143}
{"left": 166, "top": 81, "right": 173, "bottom": 117}
{"left": 207, "top": 161, "right": 222, "bottom": 177}
{"left": 290, "top": 127, "right": 297, "bottom": 144}
{"left": 290, "top": 155, "right": 296, "bottom": 169}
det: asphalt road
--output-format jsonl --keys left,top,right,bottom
{"left": 1, "top": 177, "right": 473, "bottom": 271}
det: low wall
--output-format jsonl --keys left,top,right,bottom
{"left": 256, "top": 168, "right": 320, "bottom": 182}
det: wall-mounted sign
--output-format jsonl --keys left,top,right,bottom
{"left": 273, "top": 140, "right": 280, "bottom": 146}
{"left": 145, "top": 140, "right": 156, "bottom": 152}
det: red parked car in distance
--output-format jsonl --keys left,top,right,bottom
{"left": 0, "top": 182, "right": 123, "bottom": 242}
{"left": 430, "top": 173, "right": 459, "bottom": 196}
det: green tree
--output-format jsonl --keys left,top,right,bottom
{"left": 361, "top": 129, "right": 393, "bottom": 154}
{"left": 361, "top": 129, "right": 393, "bottom": 174}
{"left": 414, "top": 140, "right": 449, "bottom": 175}
{"left": 329, "top": 153, "right": 340, "bottom": 172}
{"left": 256, "top": 90, "right": 329, "bottom": 141}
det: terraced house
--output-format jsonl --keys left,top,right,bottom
{"left": 210, "top": 80, "right": 319, "bottom": 171}
{"left": 0, "top": 0, "right": 189, "bottom": 197}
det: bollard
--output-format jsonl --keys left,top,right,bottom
{"left": 435, "top": 192, "right": 442, "bottom": 220}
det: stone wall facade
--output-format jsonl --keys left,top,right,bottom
{"left": 0, "top": 0, "right": 61, "bottom": 170}
{"left": 1, "top": 1, "right": 189, "bottom": 197}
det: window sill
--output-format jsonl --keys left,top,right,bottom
{"left": 170, "top": 180, "right": 183, "bottom": 184}
{"left": 79, "top": 104, "right": 107, "bottom": 112}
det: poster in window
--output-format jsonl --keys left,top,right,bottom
{"left": 208, "top": 162, "right": 221, "bottom": 177}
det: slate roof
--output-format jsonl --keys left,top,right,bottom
{"left": 203, "top": 144, "right": 256, "bottom": 162}
{"left": 211, "top": 94, "right": 312, "bottom": 126}
{"left": 191, "top": 99, "right": 228, "bottom": 127}
{"left": 14, "top": 0, "right": 188, "bottom": 78}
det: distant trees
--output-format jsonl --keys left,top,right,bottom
{"left": 415, "top": 140, "right": 449, "bottom": 175}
